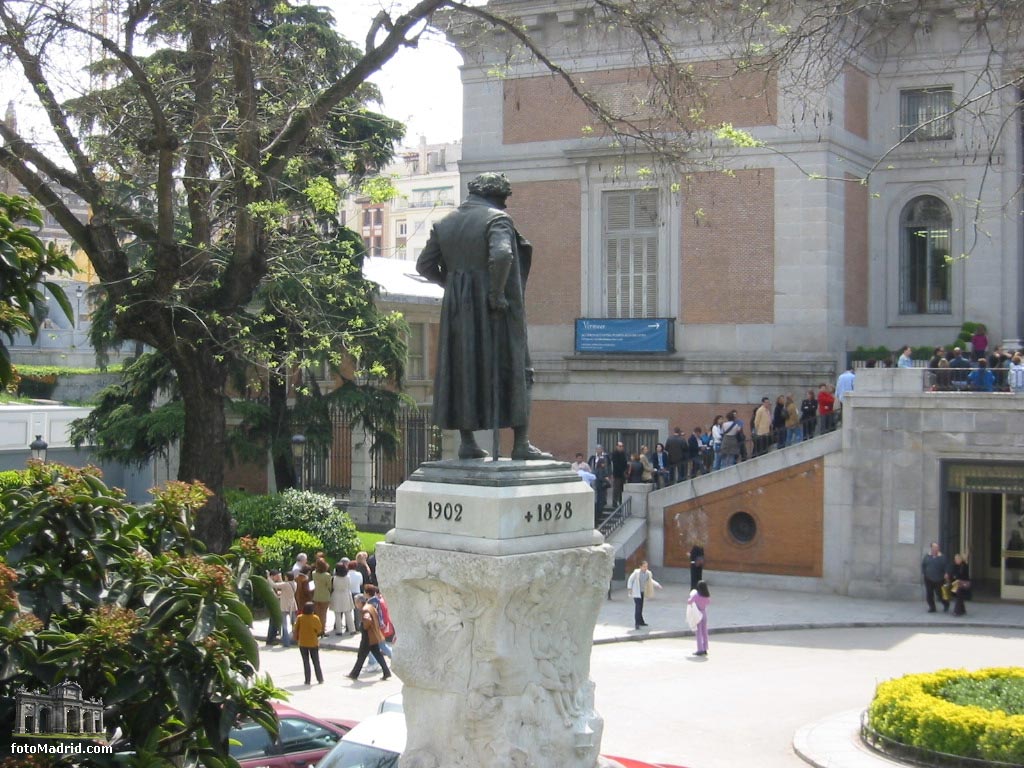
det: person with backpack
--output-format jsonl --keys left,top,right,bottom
{"left": 346, "top": 595, "right": 392, "bottom": 681}
{"left": 363, "top": 584, "right": 395, "bottom": 668}
{"left": 717, "top": 411, "right": 741, "bottom": 468}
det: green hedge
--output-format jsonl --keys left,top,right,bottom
{"left": 257, "top": 530, "right": 324, "bottom": 572}
{"left": 849, "top": 322, "right": 987, "bottom": 365}
{"left": 227, "top": 489, "right": 359, "bottom": 562}
{"left": 0, "top": 470, "right": 25, "bottom": 490}
{"left": 868, "top": 667, "right": 1024, "bottom": 764}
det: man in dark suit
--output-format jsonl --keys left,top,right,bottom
{"left": 610, "top": 441, "right": 628, "bottom": 507}
{"left": 948, "top": 346, "right": 971, "bottom": 390}
{"left": 664, "top": 427, "right": 687, "bottom": 484}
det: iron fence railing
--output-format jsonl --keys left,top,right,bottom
{"left": 308, "top": 406, "right": 439, "bottom": 502}
{"left": 370, "top": 407, "right": 440, "bottom": 503}
{"left": 307, "top": 408, "right": 353, "bottom": 495}
{"left": 598, "top": 497, "right": 632, "bottom": 537}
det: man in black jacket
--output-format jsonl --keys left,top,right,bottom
{"left": 610, "top": 441, "right": 628, "bottom": 507}
{"left": 664, "top": 427, "right": 687, "bottom": 484}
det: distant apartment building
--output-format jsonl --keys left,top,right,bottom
{"left": 2, "top": 101, "right": 102, "bottom": 365}
{"left": 342, "top": 136, "right": 462, "bottom": 261}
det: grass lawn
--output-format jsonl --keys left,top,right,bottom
{"left": 357, "top": 530, "right": 386, "bottom": 554}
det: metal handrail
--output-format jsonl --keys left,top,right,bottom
{"left": 598, "top": 496, "right": 632, "bottom": 537}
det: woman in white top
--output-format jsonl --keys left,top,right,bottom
{"left": 626, "top": 561, "right": 662, "bottom": 630}
{"left": 710, "top": 415, "right": 724, "bottom": 470}
{"left": 331, "top": 562, "right": 355, "bottom": 634}
{"left": 347, "top": 561, "right": 364, "bottom": 633}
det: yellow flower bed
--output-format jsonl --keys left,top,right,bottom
{"left": 868, "top": 667, "right": 1024, "bottom": 764}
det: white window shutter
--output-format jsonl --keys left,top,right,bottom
{"left": 602, "top": 189, "right": 660, "bottom": 318}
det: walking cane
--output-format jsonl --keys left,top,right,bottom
{"left": 491, "top": 310, "right": 501, "bottom": 460}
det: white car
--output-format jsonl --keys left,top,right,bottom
{"left": 376, "top": 693, "right": 403, "bottom": 715}
{"left": 316, "top": 711, "right": 404, "bottom": 768}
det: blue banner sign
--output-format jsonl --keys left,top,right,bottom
{"left": 574, "top": 318, "right": 675, "bottom": 353}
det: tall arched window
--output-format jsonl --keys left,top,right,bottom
{"left": 900, "top": 195, "right": 952, "bottom": 315}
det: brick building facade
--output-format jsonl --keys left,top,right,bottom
{"left": 442, "top": 2, "right": 1023, "bottom": 465}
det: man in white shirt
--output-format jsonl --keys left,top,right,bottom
{"left": 290, "top": 552, "right": 308, "bottom": 577}
{"left": 570, "top": 452, "right": 592, "bottom": 473}
{"left": 835, "top": 367, "right": 855, "bottom": 426}
{"left": 835, "top": 367, "right": 855, "bottom": 404}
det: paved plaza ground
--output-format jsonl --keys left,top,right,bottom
{"left": 255, "top": 584, "right": 1024, "bottom": 767}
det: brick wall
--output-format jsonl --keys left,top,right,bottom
{"left": 224, "top": 457, "right": 269, "bottom": 495}
{"left": 844, "top": 65, "right": 869, "bottom": 140}
{"left": 504, "top": 64, "right": 777, "bottom": 144}
{"left": 680, "top": 168, "right": 775, "bottom": 324}
{"left": 663, "top": 459, "right": 824, "bottom": 577}
{"left": 530, "top": 399, "right": 771, "bottom": 464}
{"left": 507, "top": 180, "right": 582, "bottom": 325}
{"left": 845, "top": 173, "right": 869, "bottom": 327}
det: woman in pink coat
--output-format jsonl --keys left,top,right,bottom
{"left": 687, "top": 581, "right": 711, "bottom": 657}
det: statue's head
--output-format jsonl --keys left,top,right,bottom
{"left": 468, "top": 172, "right": 512, "bottom": 200}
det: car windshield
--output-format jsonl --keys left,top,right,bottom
{"left": 229, "top": 723, "right": 273, "bottom": 759}
{"left": 317, "top": 741, "right": 399, "bottom": 768}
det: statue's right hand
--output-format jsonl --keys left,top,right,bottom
{"left": 488, "top": 294, "right": 509, "bottom": 312}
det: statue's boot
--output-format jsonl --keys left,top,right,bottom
{"left": 458, "top": 430, "right": 490, "bottom": 459}
{"left": 511, "top": 427, "right": 552, "bottom": 461}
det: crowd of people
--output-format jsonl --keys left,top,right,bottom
{"left": 569, "top": 342, "right": 1024, "bottom": 509}
{"left": 920, "top": 344, "right": 1024, "bottom": 392}
{"left": 569, "top": 384, "right": 845, "bottom": 507}
{"left": 266, "top": 550, "right": 395, "bottom": 684}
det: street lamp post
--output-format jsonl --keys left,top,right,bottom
{"left": 29, "top": 435, "right": 48, "bottom": 463}
{"left": 290, "top": 434, "right": 306, "bottom": 491}
{"left": 74, "top": 285, "right": 84, "bottom": 330}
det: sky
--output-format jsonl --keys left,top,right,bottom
{"left": 5, "top": 0, "right": 466, "bottom": 153}
{"left": 330, "top": 0, "right": 465, "bottom": 146}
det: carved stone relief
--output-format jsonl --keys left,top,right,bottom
{"left": 378, "top": 541, "right": 614, "bottom": 768}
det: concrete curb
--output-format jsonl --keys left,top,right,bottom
{"left": 593, "top": 619, "right": 1024, "bottom": 644}
{"left": 793, "top": 709, "right": 907, "bottom": 768}
{"left": 266, "top": 619, "right": 1024, "bottom": 652}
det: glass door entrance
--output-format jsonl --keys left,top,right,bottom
{"left": 947, "top": 463, "right": 1024, "bottom": 601}
{"left": 1002, "top": 494, "right": 1024, "bottom": 600}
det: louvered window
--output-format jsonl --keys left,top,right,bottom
{"left": 900, "top": 87, "right": 953, "bottom": 141}
{"left": 603, "top": 190, "right": 659, "bottom": 318}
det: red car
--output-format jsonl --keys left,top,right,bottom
{"left": 315, "top": 711, "right": 686, "bottom": 768}
{"left": 230, "top": 701, "right": 356, "bottom": 768}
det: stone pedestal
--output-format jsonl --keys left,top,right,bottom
{"left": 377, "top": 459, "right": 614, "bottom": 768}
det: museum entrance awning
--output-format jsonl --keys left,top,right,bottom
{"left": 945, "top": 462, "right": 1024, "bottom": 494}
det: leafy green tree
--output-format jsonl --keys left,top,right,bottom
{"left": 0, "top": 462, "right": 281, "bottom": 766}
{"left": 0, "top": 194, "right": 75, "bottom": 387}
{"left": 0, "top": 0, "right": 416, "bottom": 550}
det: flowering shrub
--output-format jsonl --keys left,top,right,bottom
{"left": 868, "top": 667, "right": 1024, "bottom": 763}
{"left": 0, "top": 461, "right": 281, "bottom": 766}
